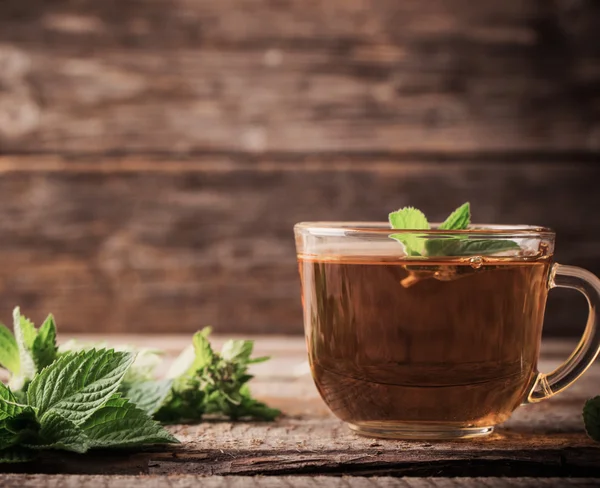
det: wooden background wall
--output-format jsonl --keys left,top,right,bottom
{"left": 0, "top": 0, "right": 598, "bottom": 335}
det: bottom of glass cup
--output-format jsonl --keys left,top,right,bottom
{"left": 348, "top": 422, "right": 494, "bottom": 440}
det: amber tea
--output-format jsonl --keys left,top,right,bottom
{"left": 299, "top": 255, "right": 551, "bottom": 437}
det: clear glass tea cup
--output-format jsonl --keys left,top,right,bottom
{"left": 294, "top": 222, "right": 600, "bottom": 439}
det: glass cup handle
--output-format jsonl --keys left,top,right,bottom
{"left": 526, "top": 263, "right": 600, "bottom": 403}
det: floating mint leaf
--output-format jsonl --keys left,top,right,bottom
{"left": 389, "top": 206, "right": 430, "bottom": 230}
{"left": 439, "top": 202, "right": 471, "bottom": 230}
{"left": 426, "top": 238, "right": 520, "bottom": 257}
{"left": 388, "top": 203, "right": 520, "bottom": 257}
{"left": 388, "top": 207, "right": 430, "bottom": 256}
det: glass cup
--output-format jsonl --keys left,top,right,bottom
{"left": 294, "top": 222, "right": 600, "bottom": 439}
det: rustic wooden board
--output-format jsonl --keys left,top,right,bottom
{"left": 0, "top": 476, "right": 599, "bottom": 488}
{"left": 0, "top": 157, "right": 597, "bottom": 335}
{"left": 0, "top": 337, "right": 598, "bottom": 479}
{"left": 0, "top": 0, "right": 598, "bottom": 153}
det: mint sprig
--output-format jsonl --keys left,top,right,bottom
{"left": 153, "top": 328, "right": 279, "bottom": 423}
{"left": 0, "top": 307, "right": 280, "bottom": 462}
{"left": 58, "top": 330, "right": 280, "bottom": 425}
{"left": 389, "top": 202, "right": 519, "bottom": 257}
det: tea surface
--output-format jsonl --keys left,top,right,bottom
{"left": 298, "top": 255, "right": 551, "bottom": 429}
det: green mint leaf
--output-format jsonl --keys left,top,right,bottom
{"left": 389, "top": 206, "right": 430, "bottom": 230}
{"left": 188, "top": 328, "right": 215, "bottom": 374}
{"left": 0, "top": 383, "right": 31, "bottom": 424}
{"left": 27, "top": 349, "right": 134, "bottom": 425}
{"left": 121, "top": 379, "right": 173, "bottom": 416}
{"left": 165, "top": 328, "right": 214, "bottom": 380}
{"left": 0, "top": 404, "right": 37, "bottom": 450}
{"left": 11, "top": 307, "right": 37, "bottom": 389}
{"left": 0, "top": 385, "right": 35, "bottom": 449}
{"left": 388, "top": 206, "right": 430, "bottom": 256}
{"left": 82, "top": 398, "right": 178, "bottom": 448}
{"left": 0, "top": 446, "right": 36, "bottom": 463}
{"left": 32, "top": 314, "right": 58, "bottom": 370}
{"left": 59, "top": 340, "right": 163, "bottom": 384}
{"left": 1, "top": 407, "right": 40, "bottom": 449}
{"left": 0, "top": 425, "right": 19, "bottom": 449}
{"left": 221, "top": 340, "right": 254, "bottom": 364}
{"left": 15, "top": 309, "right": 36, "bottom": 350}
{"left": 0, "top": 324, "right": 19, "bottom": 374}
{"left": 584, "top": 396, "right": 600, "bottom": 442}
{"left": 200, "top": 352, "right": 280, "bottom": 421}
{"left": 439, "top": 202, "right": 471, "bottom": 230}
{"left": 154, "top": 327, "right": 278, "bottom": 424}
{"left": 0, "top": 382, "right": 20, "bottom": 420}
{"left": 27, "top": 411, "right": 88, "bottom": 454}
{"left": 426, "top": 238, "right": 520, "bottom": 257}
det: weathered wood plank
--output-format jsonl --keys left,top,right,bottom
{"left": 0, "top": 0, "right": 597, "bottom": 152}
{"left": 1, "top": 476, "right": 599, "bottom": 488}
{"left": 0, "top": 338, "right": 598, "bottom": 477}
{"left": 0, "top": 157, "right": 597, "bottom": 335}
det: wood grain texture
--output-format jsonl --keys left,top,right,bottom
{"left": 0, "top": 476, "right": 599, "bottom": 488}
{"left": 1, "top": 477, "right": 600, "bottom": 488}
{"left": 0, "top": 0, "right": 598, "bottom": 336}
{"left": 0, "top": 156, "right": 597, "bottom": 335}
{"left": 0, "top": 337, "right": 598, "bottom": 478}
{"left": 0, "top": 0, "right": 598, "bottom": 153}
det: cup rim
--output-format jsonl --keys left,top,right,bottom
{"left": 294, "top": 222, "right": 555, "bottom": 238}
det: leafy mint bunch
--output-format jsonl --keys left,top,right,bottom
{"left": 65, "top": 329, "right": 282, "bottom": 424}
{"left": 55, "top": 332, "right": 280, "bottom": 424}
{"left": 0, "top": 307, "right": 281, "bottom": 463}
{"left": 0, "top": 345, "right": 177, "bottom": 463}
{"left": 388, "top": 202, "right": 519, "bottom": 257}
{"left": 148, "top": 327, "right": 280, "bottom": 423}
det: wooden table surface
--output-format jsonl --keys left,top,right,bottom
{"left": 1, "top": 335, "right": 600, "bottom": 487}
